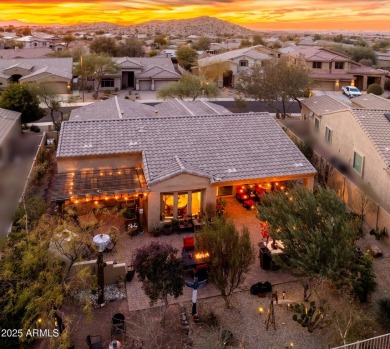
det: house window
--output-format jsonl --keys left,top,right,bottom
{"left": 314, "top": 118, "right": 320, "bottom": 132}
{"left": 161, "top": 193, "right": 174, "bottom": 219}
{"left": 101, "top": 79, "right": 114, "bottom": 88}
{"left": 239, "top": 60, "right": 248, "bottom": 67}
{"left": 353, "top": 151, "right": 364, "bottom": 175}
{"left": 161, "top": 190, "right": 203, "bottom": 220}
{"left": 335, "top": 62, "right": 344, "bottom": 69}
{"left": 312, "top": 61, "right": 322, "bottom": 69}
{"left": 325, "top": 127, "right": 332, "bottom": 144}
{"left": 191, "top": 190, "right": 202, "bottom": 216}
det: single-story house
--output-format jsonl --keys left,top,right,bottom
{"left": 69, "top": 97, "right": 231, "bottom": 121}
{"left": 54, "top": 106, "right": 316, "bottom": 229}
{"left": 92, "top": 57, "right": 181, "bottom": 92}
{"left": 288, "top": 46, "right": 387, "bottom": 91}
{"left": 196, "top": 45, "right": 278, "bottom": 87}
{"left": 301, "top": 94, "right": 390, "bottom": 212}
{"left": 0, "top": 108, "right": 21, "bottom": 168}
{"left": 0, "top": 58, "right": 73, "bottom": 94}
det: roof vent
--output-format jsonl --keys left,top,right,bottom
{"left": 82, "top": 143, "right": 92, "bottom": 148}
{"left": 227, "top": 168, "right": 237, "bottom": 173}
{"left": 154, "top": 110, "right": 158, "bottom": 115}
{"left": 385, "top": 113, "right": 390, "bottom": 122}
{"left": 294, "top": 162, "right": 304, "bottom": 167}
{"left": 385, "top": 147, "right": 390, "bottom": 151}
{"left": 129, "top": 141, "right": 138, "bottom": 146}
{"left": 137, "top": 127, "right": 146, "bottom": 133}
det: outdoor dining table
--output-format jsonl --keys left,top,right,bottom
{"left": 93, "top": 233, "right": 111, "bottom": 252}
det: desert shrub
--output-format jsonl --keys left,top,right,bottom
{"left": 103, "top": 89, "right": 111, "bottom": 95}
{"left": 378, "top": 298, "right": 390, "bottom": 330}
{"left": 366, "top": 83, "right": 383, "bottom": 95}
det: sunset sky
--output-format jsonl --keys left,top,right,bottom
{"left": 2, "top": 0, "right": 390, "bottom": 31}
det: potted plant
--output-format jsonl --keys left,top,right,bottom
{"left": 151, "top": 222, "right": 161, "bottom": 237}
{"left": 163, "top": 222, "right": 172, "bottom": 235}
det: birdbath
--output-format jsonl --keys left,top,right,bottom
{"left": 92, "top": 233, "right": 110, "bottom": 306}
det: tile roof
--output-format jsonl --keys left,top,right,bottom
{"left": 0, "top": 108, "right": 21, "bottom": 144}
{"left": 154, "top": 99, "right": 231, "bottom": 116}
{"left": 348, "top": 63, "right": 386, "bottom": 75}
{"left": 310, "top": 71, "right": 355, "bottom": 80}
{"left": 114, "top": 57, "right": 176, "bottom": 72}
{"left": 69, "top": 98, "right": 231, "bottom": 121}
{"left": 135, "top": 65, "right": 180, "bottom": 79}
{"left": 69, "top": 97, "right": 158, "bottom": 121}
{"left": 57, "top": 113, "right": 316, "bottom": 185}
{"left": 288, "top": 46, "right": 350, "bottom": 62}
{"left": 198, "top": 45, "right": 271, "bottom": 67}
{"left": 0, "top": 57, "right": 73, "bottom": 80}
{"left": 301, "top": 95, "right": 349, "bottom": 116}
{"left": 351, "top": 109, "right": 390, "bottom": 170}
{"left": 352, "top": 94, "right": 390, "bottom": 110}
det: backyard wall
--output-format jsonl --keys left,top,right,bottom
{"left": 69, "top": 259, "right": 126, "bottom": 285}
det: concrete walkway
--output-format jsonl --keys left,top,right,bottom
{"left": 123, "top": 197, "right": 296, "bottom": 312}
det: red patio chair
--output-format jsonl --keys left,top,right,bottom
{"left": 183, "top": 237, "right": 195, "bottom": 251}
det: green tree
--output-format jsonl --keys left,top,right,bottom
{"left": 235, "top": 56, "right": 312, "bottom": 118}
{"left": 31, "top": 82, "right": 65, "bottom": 130}
{"left": 366, "top": 83, "right": 383, "bottom": 95}
{"left": 252, "top": 34, "right": 265, "bottom": 46}
{"left": 89, "top": 36, "right": 118, "bottom": 56}
{"left": 0, "top": 83, "right": 44, "bottom": 124}
{"left": 133, "top": 242, "right": 184, "bottom": 321}
{"left": 157, "top": 74, "right": 218, "bottom": 101}
{"left": 117, "top": 37, "right": 145, "bottom": 57}
{"left": 349, "top": 46, "right": 377, "bottom": 65}
{"left": 193, "top": 36, "right": 211, "bottom": 51}
{"left": 154, "top": 35, "right": 168, "bottom": 47}
{"left": 176, "top": 45, "right": 197, "bottom": 70}
{"left": 196, "top": 218, "right": 255, "bottom": 308}
{"left": 63, "top": 34, "right": 75, "bottom": 48}
{"left": 74, "top": 54, "right": 119, "bottom": 96}
{"left": 239, "top": 39, "right": 252, "bottom": 48}
{"left": 257, "top": 186, "right": 361, "bottom": 287}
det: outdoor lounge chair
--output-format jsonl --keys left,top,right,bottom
{"left": 86, "top": 335, "right": 103, "bottom": 349}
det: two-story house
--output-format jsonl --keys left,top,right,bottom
{"left": 288, "top": 46, "right": 386, "bottom": 91}
{"left": 196, "top": 45, "right": 279, "bottom": 88}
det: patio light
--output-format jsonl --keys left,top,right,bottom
{"left": 258, "top": 307, "right": 264, "bottom": 314}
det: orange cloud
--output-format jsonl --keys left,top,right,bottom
{"left": 0, "top": 1, "right": 389, "bottom": 30}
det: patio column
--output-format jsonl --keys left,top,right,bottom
{"left": 363, "top": 75, "right": 368, "bottom": 90}
{"left": 173, "top": 192, "right": 178, "bottom": 219}
{"left": 303, "top": 176, "right": 314, "bottom": 192}
{"left": 151, "top": 80, "right": 155, "bottom": 91}
{"left": 187, "top": 191, "right": 192, "bottom": 217}
{"left": 136, "top": 80, "right": 139, "bottom": 90}
{"left": 380, "top": 76, "right": 385, "bottom": 89}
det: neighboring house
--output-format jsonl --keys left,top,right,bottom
{"left": 196, "top": 45, "right": 278, "bottom": 87}
{"left": 92, "top": 57, "right": 181, "bottom": 91}
{"left": 69, "top": 97, "right": 232, "bottom": 121}
{"left": 0, "top": 47, "right": 53, "bottom": 59}
{"left": 288, "top": 46, "right": 386, "bottom": 91}
{"left": 301, "top": 94, "right": 390, "bottom": 212}
{"left": 54, "top": 108, "right": 316, "bottom": 229}
{"left": 0, "top": 108, "right": 21, "bottom": 168}
{"left": 0, "top": 58, "right": 73, "bottom": 93}
{"left": 351, "top": 93, "right": 390, "bottom": 109}
{"left": 15, "top": 36, "right": 52, "bottom": 49}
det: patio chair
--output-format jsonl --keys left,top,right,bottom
{"left": 111, "top": 313, "right": 126, "bottom": 340}
{"left": 183, "top": 237, "right": 195, "bottom": 251}
{"left": 86, "top": 335, "right": 103, "bottom": 349}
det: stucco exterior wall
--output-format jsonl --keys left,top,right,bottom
{"left": 147, "top": 173, "right": 215, "bottom": 227}
{"left": 317, "top": 110, "right": 390, "bottom": 212}
{"left": 57, "top": 153, "right": 143, "bottom": 173}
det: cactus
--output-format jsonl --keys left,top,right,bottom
{"left": 292, "top": 301, "right": 325, "bottom": 333}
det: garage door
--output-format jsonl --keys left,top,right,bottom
{"left": 154, "top": 80, "right": 173, "bottom": 90}
{"left": 138, "top": 80, "right": 152, "bottom": 91}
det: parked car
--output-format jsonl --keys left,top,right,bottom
{"left": 342, "top": 86, "right": 362, "bottom": 98}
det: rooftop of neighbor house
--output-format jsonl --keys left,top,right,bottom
{"left": 288, "top": 46, "right": 351, "bottom": 62}
{"left": 351, "top": 109, "right": 390, "bottom": 170}
{"left": 57, "top": 113, "right": 316, "bottom": 185}
{"left": 0, "top": 57, "right": 73, "bottom": 80}
{"left": 0, "top": 48, "right": 53, "bottom": 59}
{"left": 301, "top": 95, "right": 349, "bottom": 116}
{"left": 0, "top": 108, "right": 21, "bottom": 144}
{"left": 69, "top": 97, "right": 231, "bottom": 121}
{"left": 351, "top": 94, "right": 390, "bottom": 110}
{"left": 197, "top": 45, "right": 271, "bottom": 67}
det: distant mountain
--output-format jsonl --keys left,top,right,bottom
{"left": 59, "top": 16, "right": 254, "bottom": 37}
{"left": 130, "top": 16, "right": 254, "bottom": 36}
{"left": 0, "top": 20, "right": 40, "bottom": 27}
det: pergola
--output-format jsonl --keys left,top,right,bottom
{"left": 51, "top": 167, "right": 148, "bottom": 203}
